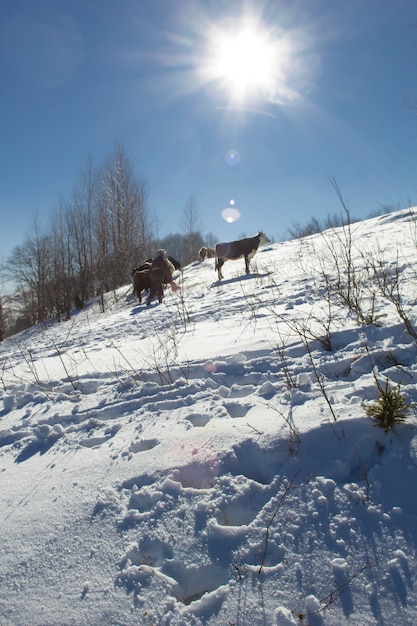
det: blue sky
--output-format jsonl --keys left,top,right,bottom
{"left": 1, "top": 0, "right": 416, "bottom": 262}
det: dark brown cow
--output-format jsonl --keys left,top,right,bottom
{"left": 132, "top": 269, "right": 152, "bottom": 303}
{"left": 132, "top": 255, "right": 181, "bottom": 304}
{"left": 146, "top": 251, "right": 178, "bottom": 305}
{"left": 215, "top": 231, "right": 270, "bottom": 280}
{"left": 131, "top": 259, "right": 152, "bottom": 276}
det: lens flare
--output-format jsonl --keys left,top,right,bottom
{"left": 222, "top": 207, "right": 241, "bottom": 223}
{"left": 225, "top": 149, "right": 240, "bottom": 167}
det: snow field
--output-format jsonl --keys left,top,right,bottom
{"left": 0, "top": 209, "right": 417, "bottom": 624}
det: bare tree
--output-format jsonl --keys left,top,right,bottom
{"left": 94, "top": 190, "right": 112, "bottom": 311}
{"left": 6, "top": 217, "right": 54, "bottom": 325}
{"left": 50, "top": 200, "right": 74, "bottom": 321}
{"left": 287, "top": 216, "right": 322, "bottom": 240}
{"left": 204, "top": 231, "right": 218, "bottom": 248}
{"left": 158, "top": 233, "right": 184, "bottom": 264}
{"left": 0, "top": 293, "right": 4, "bottom": 342}
{"left": 181, "top": 194, "right": 204, "bottom": 265}
{"left": 68, "top": 158, "right": 97, "bottom": 308}
{"left": 99, "top": 144, "right": 151, "bottom": 289}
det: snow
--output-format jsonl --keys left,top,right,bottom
{"left": 1, "top": 209, "right": 417, "bottom": 625}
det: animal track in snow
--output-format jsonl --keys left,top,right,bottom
{"left": 120, "top": 473, "right": 157, "bottom": 491}
{"left": 215, "top": 498, "right": 260, "bottom": 527}
{"left": 79, "top": 423, "right": 121, "bottom": 448}
{"left": 185, "top": 413, "right": 211, "bottom": 427}
{"left": 123, "top": 536, "right": 174, "bottom": 568}
{"left": 243, "top": 538, "right": 286, "bottom": 570}
{"left": 79, "top": 435, "right": 112, "bottom": 448}
{"left": 129, "top": 438, "right": 159, "bottom": 453}
{"left": 214, "top": 483, "right": 275, "bottom": 528}
{"left": 224, "top": 401, "right": 251, "bottom": 418}
{"left": 164, "top": 561, "right": 229, "bottom": 605}
{"left": 168, "top": 457, "right": 220, "bottom": 489}
{"left": 221, "top": 438, "right": 289, "bottom": 484}
{"left": 127, "top": 486, "right": 163, "bottom": 513}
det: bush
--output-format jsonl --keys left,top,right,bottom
{"left": 364, "top": 377, "right": 413, "bottom": 432}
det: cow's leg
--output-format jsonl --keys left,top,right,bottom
{"left": 147, "top": 283, "right": 157, "bottom": 305}
{"left": 216, "top": 258, "right": 224, "bottom": 280}
{"left": 133, "top": 283, "right": 142, "bottom": 303}
{"left": 244, "top": 255, "right": 250, "bottom": 273}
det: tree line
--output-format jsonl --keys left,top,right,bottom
{"left": 0, "top": 146, "right": 402, "bottom": 342}
{"left": 0, "top": 144, "right": 216, "bottom": 340}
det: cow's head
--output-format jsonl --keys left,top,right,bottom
{"left": 258, "top": 231, "right": 270, "bottom": 245}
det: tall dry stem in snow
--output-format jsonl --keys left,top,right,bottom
{"left": 298, "top": 178, "right": 380, "bottom": 328}
{"left": 0, "top": 293, "right": 4, "bottom": 343}
{"left": 258, "top": 470, "right": 300, "bottom": 574}
{"left": 11, "top": 339, "right": 53, "bottom": 396}
{"left": 139, "top": 320, "right": 190, "bottom": 386}
{"left": 274, "top": 309, "right": 334, "bottom": 353}
{"left": 0, "top": 355, "right": 10, "bottom": 391}
{"left": 272, "top": 329, "right": 298, "bottom": 390}
{"left": 366, "top": 251, "right": 417, "bottom": 339}
{"left": 409, "top": 206, "right": 417, "bottom": 250}
{"left": 40, "top": 324, "right": 81, "bottom": 391}
{"left": 170, "top": 285, "right": 191, "bottom": 331}
{"left": 264, "top": 402, "right": 300, "bottom": 452}
{"left": 295, "top": 561, "right": 375, "bottom": 622}
{"left": 316, "top": 179, "right": 379, "bottom": 325}
{"left": 296, "top": 330, "right": 345, "bottom": 439}
{"left": 109, "top": 341, "right": 143, "bottom": 386}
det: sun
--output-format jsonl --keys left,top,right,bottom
{"left": 201, "top": 18, "right": 293, "bottom": 105}
{"left": 211, "top": 29, "right": 275, "bottom": 100}
{"left": 146, "top": 7, "right": 314, "bottom": 111}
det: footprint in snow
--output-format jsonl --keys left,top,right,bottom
{"left": 224, "top": 402, "right": 252, "bottom": 418}
{"left": 129, "top": 438, "right": 159, "bottom": 453}
{"left": 185, "top": 414, "right": 211, "bottom": 428}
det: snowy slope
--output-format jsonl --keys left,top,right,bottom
{"left": 1, "top": 210, "right": 417, "bottom": 626}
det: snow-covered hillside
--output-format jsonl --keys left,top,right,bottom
{"left": 1, "top": 210, "right": 417, "bottom": 626}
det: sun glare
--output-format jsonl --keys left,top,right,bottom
{"left": 149, "top": 6, "right": 315, "bottom": 112}
{"left": 201, "top": 17, "right": 295, "bottom": 106}
{"left": 215, "top": 29, "right": 273, "bottom": 95}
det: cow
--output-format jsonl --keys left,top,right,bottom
{"left": 215, "top": 231, "right": 270, "bottom": 280}
{"left": 167, "top": 256, "right": 181, "bottom": 271}
{"left": 132, "top": 256, "right": 180, "bottom": 275}
{"left": 132, "top": 259, "right": 152, "bottom": 276}
{"left": 132, "top": 269, "right": 152, "bottom": 303}
{"left": 198, "top": 246, "right": 216, "bottom": 261}
{"left": 146, "top": 249, "right": 179, "bottom": 305}
{"left": 132, "top": 255, "right": 181, "bottom": 303}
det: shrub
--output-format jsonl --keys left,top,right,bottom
{"left": 364, "top": 377, "right": 413, "bottom": 432}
